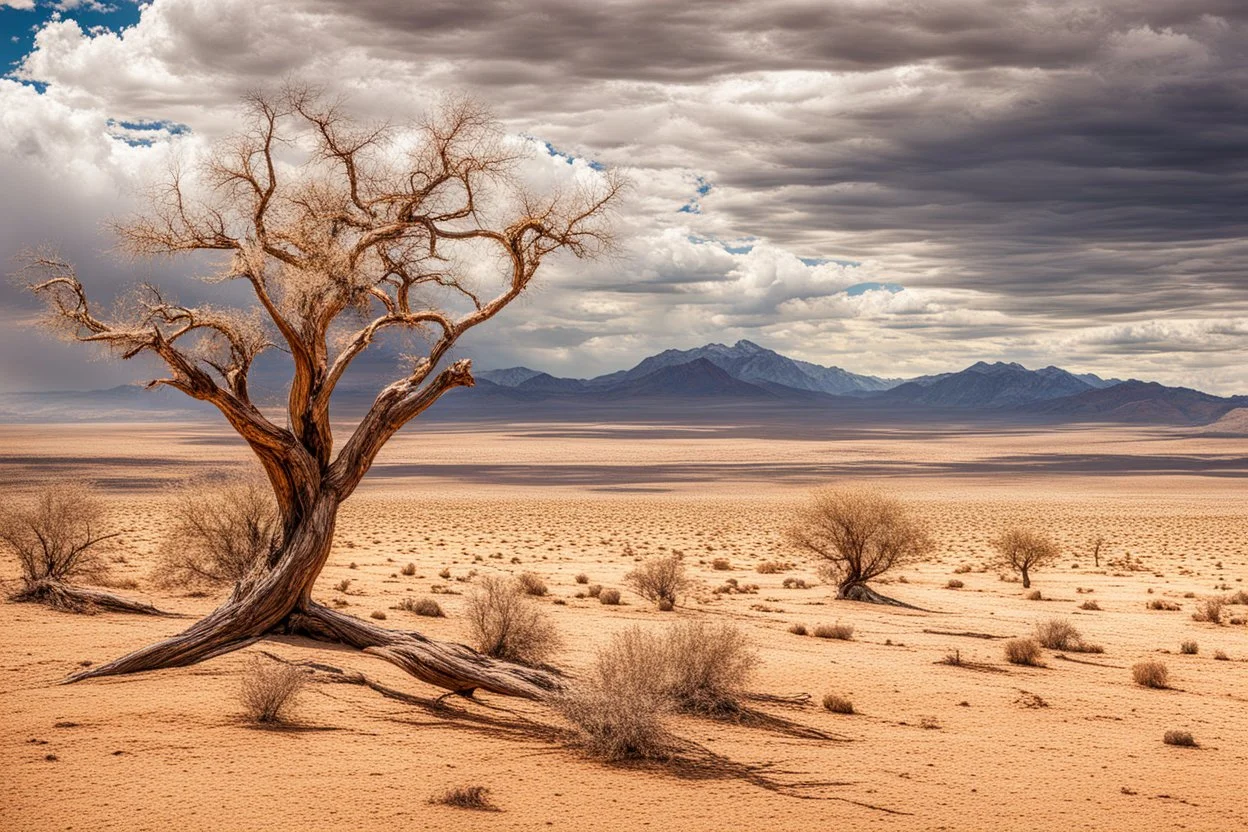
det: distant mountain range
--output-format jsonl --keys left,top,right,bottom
{"left": 1, "top": 339, "right": 1243, "bottom": 426}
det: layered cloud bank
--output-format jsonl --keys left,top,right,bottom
{"left": 0, "top": 0, "right": 1245, "bottom": 393}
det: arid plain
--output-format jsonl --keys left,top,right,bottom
{"left": 3, "top": 418, "right": 1247, "bottom": 831}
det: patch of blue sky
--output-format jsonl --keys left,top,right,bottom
{"left": 0, "top": 1, "right": 142, "bottom": 78}
{"left": 844, "top": 282, "right": 903, "bottom": 296}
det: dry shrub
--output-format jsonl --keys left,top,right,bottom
{"left": 1214, "top": 650, "right": 1229, "bottom": 661}
{"left": 1147, "top": 599, "right": 1181, "bottom": 611}
{"left": 1, "top": 484, "right": 113, "bottom": 587}
{"left": 781, "top": 577, "right": 809, "bottom": 589}
{"left": 598, "top": 588, "right": 621, "bottom": 605}
{"left": 516, "top": 572, "right": 548, "bottom": 596}
{"left": 239, "top": 657, "right": 304, "bottom": 723}
{"left": 1005, "top": 638, "right": 1044, "bottom": 666}
{"left": 1163, "top": 730, "right": 1197, "bottom": 748}
{"left": 788, "top": 623, "right": 808, "bottom": 636}
{"left": 660, "top": 621, "right": 758, "bottom": 715}
{"left": 429, "top": 785, "right": 500, "bottom": 811}
{"left": 1179, "top": 640, "right": 1198, "bottom": 655}
{"left": 370, "top": 610, "right": 387, "bottom": 620}
{"left": 153, "top": 477, "right": 280, "bottom": 589}
{"left": 1034, "top": 618, "right": 1103, "bottom": 653}
{"left": 464, "top": 575, "right": 560, "bottom": 665}
{"left": 822, "top": 693, "right": 854, "bottom": 714}
{"left": 586, "top": 584, "right": 603, "bottom": 598}
{"left": 575, "top": 573, "right": 590, "bottom": 584}
{"left": 1080, "top": 600, "right": 1101, "bottom": 611}
{"left": 556, "top": 628, "right": 676, "bottom": 761}
{"left": 397, "top": 597, "right": 445, "bottom": 617}
{"left": 756, "top": 560, "right": 792, "bottom": 574}
{"left": 711, "top": 558, "right": 732, "bottom": 571}
{"left": 946, "top": 579, "right": 964, "bottom": 589}
{"left": 1025, "top": 589, "right": 1043, "bottom": 601}
{"left": 400, "top": 563, "right": 417, "bottom": 576}
{"left": 813, "top": 622, "right": 854, "bottom": 640}
{"left": 1192, "top": 597, "right": 1224, "bottom": 624}
{"left": 624, "top": 553, "right": 690, "bottom": 608}
{"left": 1225, "top": 590, "right": 1248, "bottom": 606}
{"left": 1132, "top": 660, "right": 1170, "bottom": 689}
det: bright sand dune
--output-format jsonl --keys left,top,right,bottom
{"left": 2, "top": 420, "right": 1246, "bottom": 831}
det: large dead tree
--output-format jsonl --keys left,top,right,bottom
{"left": 24, "top": 88, "right": 622, "bottom": 700}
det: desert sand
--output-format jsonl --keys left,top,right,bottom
{"left": 2, "top": 419, "right": 1246, "bottom": 831}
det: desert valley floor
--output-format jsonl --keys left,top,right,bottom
{"left": 2, "top": 418, "right": 1246, "bottom": 831}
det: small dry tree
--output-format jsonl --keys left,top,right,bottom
{"left": 991, "top": 527, "right": 1060, "bottom": 589}
{"left": 464, "top": 575, "right": 561, "bottom": 666}
{"left": 239, "top": 656, "right": 305, "bottom": 723}
{"left": 785, "top": 487, "right": 934, "bottom": 606}
{"left": 1, "top": 484, "right": 168, "bottom": 614}
{"left": 153, "top": 476, "right": 281, "bottom": 592}
{"left": 624, "top": 552, "right": 690, "bottom": 609}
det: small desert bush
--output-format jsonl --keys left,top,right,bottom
{"left": 1132, "top": 660, "right": 1170, "bottom": 689}
{"left": 1192, "top": 597, "right": 1224, "bottom": 624}
{"left": 1147, "top": 599, "right": 1181, "bottom": 611}
{"left": 1034, "top": 618, "right": 1103, "bottom": 653}
{"left": 397, "top": 597, "right": 445, "bottom": 617}
{"left": 1163, "top": 730, "right": 1197, "bottom": 748}
{"left": 1080, "top": 600, "right": 1101, "bottom": 611}
{"left": 586, "top": 584, "right": 602, "bottom": 598}
{"left": 711, "top": 558, "right": 732, "bottom": 571}
{"left": 239, "top": 658, "right": 305, "bottom": 724}
{"left": 624, "top": 552, "right": 690, "bottom": 608}
{"left": 575, "top": 573, "right": 589, "bottom": 584}
{"left": 1, "top": 484, "right": 113, "bottom": 589}
{"left": 464, "top": 575, "right": 561, "bottom": 665}
{"left": 516, "top": 572, "right": 548, "bottom": 596}
{"left": 813, "top": 622, "right": 854, "bottom": 640}
{"left": 1225, "top": 589, "right": 1248, "bottom": 605}
{"left": 598, "top": 588, "right": 621, "bottom": 605}
{"left": 400, "top": 563, "right": 416, "bottom": 576}
{"left": 370, "top": 610, "right": 387, "bottom": 620}
{"left": 788, "top": 623, "right": 808, "bottom": 636}
{"left": 660, "top": 621, "right": 758, "bottom": 715}
{"left": 953, "top": 563, "right": 973, "bottom": 574}
{"left": 152, "top": 477, "right": 280, "bottom": 590}
{"left": 1214, "top": 650, "right": 1229, "bottom": 661}
{"left": 756, "top": 561, "right": 792, "bottom": 574}
{"left": 1004, "top": 638, "right": 1044, "bottom": 666}
{"left": 822, "top": 693, "right": 854, "bottom": 714}
{"left": 334, "top": 578, "right": 351, "bottom": 593}
{"left": 1179, "top": 640, "right": 1198, "bottom": 655}
{"left": 781, "top": 577, "right": 809, "bottom": 589}
{"left": 1025, "top": 589, "right": 1043, "bottom": 601}
{"left": 946, "top": 579, "right": 964, "bottom": 589}
{"left": 429, "top": 785, "right": 499, "bottom": 811}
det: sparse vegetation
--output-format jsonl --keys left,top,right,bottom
{"left": 1005, "top": 638, "right": 1044, "bottom": 666}
{"left": 946, "top": 579, "right": 964, "bottom": 589}
{"left": 1163, "top": 730, "right": 1197, "bottom": 748}
{"left": 813, "top": 622, "right": 854, "bottom": 640}
{"left": 711, "top": 557, "right": 732, "bottom": 570}
{"left": 239, "top": 657, "right": 305, "bottom": 724}
{"left": 1147, "top": 599, "right": 1181, "bottom": 611}
{"left": 1192, "top": 597, "right": 1225, "bottom": 624}
{"left": 598, "top": 588, "right": 621, "bottom": 605}
{"left": 400, "top": 563, "right": 417, "bottom": 576}
{"left": 788, "top": 623, "right": 808, "bottom": 636}
{"left": 575, "top": 573, "right": 589, "bottom": 584}
{"left": 516, "top": 572, "right": 548, "bottom": 597}
{"left": 1079, "top": 600, "right": 1101, "bottom": 611}
{"left": 153, "top": 477, "right": 280, "bottom": 589}
{"left": 756, "top": 560, "right": 793, "bottom": 574}
{"left": 464, "top": 575, "right": 561, "bottom": 665}
{"left": 786, "top": 488, "right": 934, "bottom": 605}
{"left": 397, "top": 597, "right": 445, "bottom": 617}
{"left": 1034, "top": 618, "right": 1103, "bottom": 653}
{"left": 990, "top": 526, "right": 1060, "bottom": 589}
{"left": 429, "top": 785, "right": 500, "bottom": 811}
{"left": 822, "top": 693, "right": 854, "bottom": 714}
{"left": 1132, "top": 660, "right": 1170, "bottom": 689}
{"left": 624, "top": 552, "right": 690, "bottom": 608}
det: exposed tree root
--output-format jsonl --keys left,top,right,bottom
{"left": 923, "top": 628, "right": 1007, "bottom": 640}
{"left": 838, "top": 582, "right": 929, "bottom": 610}
{"left": 10, "top": 579, "right": 176, "bottom": 616}
{"left": 62, "top": 597, "right": 563, "bottom": 700}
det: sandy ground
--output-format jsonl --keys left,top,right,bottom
{"left": 2, "top": 419, "right": 1247, "bottom": 831}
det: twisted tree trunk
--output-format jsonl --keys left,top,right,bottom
{"left": 66, "top": 493, "right": 562, "bottom": 700}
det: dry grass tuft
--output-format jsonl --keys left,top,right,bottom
{"left": 239, "top": 657, "right": 305, "bottom": 724}
{"left": 788, "top": 623, "right": 808, "bottom": 636}
{"left": 1147, "top": 599, "right": 1181, "bottom": 611}
{"left": 598, "top": 588, "right": 621, "bottom": 605}
{"left": 1132, "top": 660, "right": 1170, "bottom": 689}
{"left": 822, "top": 693, "right": 854, "bottom": 714}
{"left": 1004, "top": 638, "right": 1044, "bottom": 666}
{"left": 464, "top": 575, "right": 561, "bottom": 665}
{"left": 756, "top": 561, "right": 793, "bottom": 574}
{"left": 516, "top": 572, "right": 548, "bottom": 596}
{"left": 429, "top": 785, "right": 500, "bottom": 811}
{"left": 946, "top": 579, "right": 964, "bottom": 589}
{"left": 400, "top": 563, "right": 416, "bottom": 576}
{"left": 711, "top": 558, "right": 732, "bottom": 571}
{"left": 1163, "top": 730, "right": 1197, "bottom": 748}
{"left": 1034, "top": 618, "right": 1103, "bottom": 653}
{"left": 575, "top": 573, "right": 590, "bottom": 584}
{"left": 1179, "top": 640, "right": 1198, "bottom": 655}
{"left": 813, "top": 622, "right": 854, "bottom": 640}
{"left": 1080, "top": 600, "right": 1101, "bottom": 611}
{"left": 397, "top": 597, "right": 445, "bottom": 617}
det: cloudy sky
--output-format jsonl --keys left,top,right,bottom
{"left": 1, "top": 0, "right": 1245, "bottom": 394}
